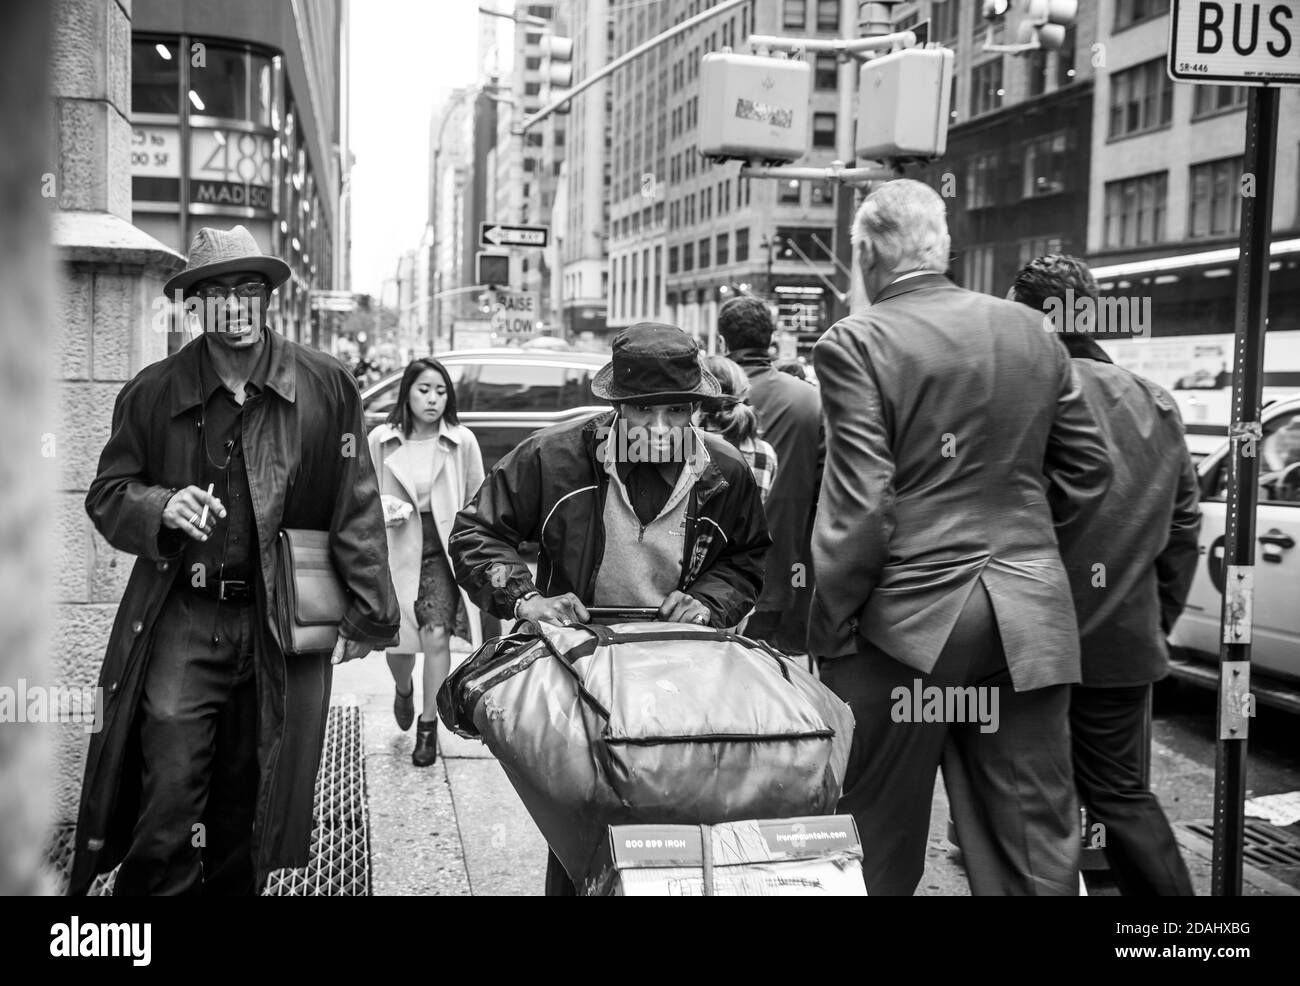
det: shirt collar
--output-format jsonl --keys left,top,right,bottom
{"left": 199, "top": 331, "right": 273, "bottom": 401}
{"left": 890, "top": 270, "right": 932, "bottom": 286}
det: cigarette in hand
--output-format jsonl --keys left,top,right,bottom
{"left": 198, "top": 482, "right": 215, "bottom": 528}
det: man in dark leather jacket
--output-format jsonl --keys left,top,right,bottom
{"left": 449, "top": 322, "right": 771, "bottom": 894}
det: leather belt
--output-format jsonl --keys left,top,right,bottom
{"left": 188, "top": 579, "right": 255, "bottom": 605}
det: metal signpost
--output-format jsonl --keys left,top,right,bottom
{"left": 1167, "top": 0, "right": 1291, "bottom": 896}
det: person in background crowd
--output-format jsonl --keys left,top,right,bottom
{"left": 369, "top": 358, "right": 484, "bottom": 767}
{"left": 810, "top": 180, "right": 1112, "bottom": 896}
{"left": 1010, "top": 254, "right": 1199, "bottom": 896}
{"left": 697, "top": 355, "right": 779, "bottom": 505}
{"left": 71, "top": 226, "right": 399, "bottom": 896}
{"left": 717, "top": 296, "right": 823, "bottom": 655}
{"left": 449, "top": 322, "right": 771, "bottom": 895}
{"left": 776, "top": 359, "right": 809, "bottom": 382}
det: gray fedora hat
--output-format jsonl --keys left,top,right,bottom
{"left": 164, "top": 224, "right": 292, "bottom": 297}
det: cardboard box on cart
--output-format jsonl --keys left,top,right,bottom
{"left": 583, "top": 815, "right": 868, "bottom": 896}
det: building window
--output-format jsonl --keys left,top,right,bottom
{"left": 965, "top": 245, "right": 996, "bottom": 296}
{"left": 1056, "top": 27, "right": 1077, "bottom": 87}
{"left": 1023, "top": 133, "right": 1068, "bottom": 198}
{"left": 735, "top": 228, "right": 749, "bottom": 262}
{"left": 811, "top": 178, "right": 835, "bottom": 205}
{"left": 783, "top": 0, "right": 807, "bottom": 31}
{"left": 1103, "top": 172, "right": 1168, "bottom": 248}
{"left": 932, "top": 0, "right": 960, "bottom": 44}
{"left": 1193, "top": 84, "right": 1249, "bottom": 118}
{"left": 699, "top": 237, "right": 710, "bottom": 268}
{"left": 779, "top": 179, "right": 801, "bottom": 204}
{"left": 967, "top": 152, "right": 999, "bottom": 209}
{"left": 1114, "top": 0, "right": 1168, "bottom": 32}
{"left": 132, "top": 40, "right": 181, "bottom": 114}
{"left": 816, "top": 0, "right": 839, "bottom": 32}
{"left": 1018, "top": 236, "right": 1064, "bottom": 267}
{"left": 814, "top": 53, "right": 838, "bottom": 90}
{"left": 683, "top": 241, "right": 694, "bottom": 271}
{"left": 813, "top": 112, "right": 837, "bottom": 148}
{"left": 1026, "top": 48, "right": 1049, "bottom": 98}
{"left": 669, "top": 245, "right": 679, "bottom": 274}
{"left": 717, "top": 232, "right": 729, "bottom": 265}
{"left": 971, "top": 58, "right": 1004, "bottom": 117}
{"left": 1189, "top": 156, "right": 1243, "bottom": 239}
{"left": 1109, "top": 58, "right": 1173, "bottom": 139}
{"left": 188, "top": 44, "right": 274, "bottom": 125}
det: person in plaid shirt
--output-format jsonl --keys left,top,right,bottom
{"left": 698, "top": 355, "right": 779, "bottom": 504}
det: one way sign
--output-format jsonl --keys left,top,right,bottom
{"left": 479, "top": 222, "right": 550, "bottom": 248}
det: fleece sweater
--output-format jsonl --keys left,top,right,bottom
{"left": 592, "top": 444, "right": 708, "bottom": 607}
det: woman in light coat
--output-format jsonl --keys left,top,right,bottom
{"left": 368, "top": 358, "right": 484, "bottom": 766}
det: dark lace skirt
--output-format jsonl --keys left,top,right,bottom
{"left": 414, "top": 511, "right": 470, "bottom": 643}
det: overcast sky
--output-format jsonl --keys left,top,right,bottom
{"left": 349, "top": 1, "right": 508, "bottom": 300}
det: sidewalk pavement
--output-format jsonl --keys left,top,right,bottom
{"left": 332, "top": 644, "right": 1293, "bottom": 896}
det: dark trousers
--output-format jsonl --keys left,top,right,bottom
{"left": 113, "top": 588, "right": 260, "bottom": 896}
{"left": 819, "top": 584, "right": 1079, "bottom": 896}
{"left": 1071, "top": 683, "right": 1194, "bottom": 896}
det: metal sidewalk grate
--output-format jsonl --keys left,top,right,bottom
{"left": 1183, "top": 819, "right": 1300, "bottom": 869}
{"left": 44, "top": 701, "right": 370, "bottom": 896}
{"left": 264, "top": 702, "right": 370, "bottom": 895}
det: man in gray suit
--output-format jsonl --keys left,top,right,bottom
{"left": 810, "top": 180, "right": 1113, "bottom": 895}
{"left": 1011, "top": 254, "right": 1199, "bottom": 895}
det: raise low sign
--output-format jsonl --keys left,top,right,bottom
{"left": 1169, "top": 1, "right": 1300, "bottom": 85}
{"left": 489, "top": 291, "right": 541, "bottom": 336}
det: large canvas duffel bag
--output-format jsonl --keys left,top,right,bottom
{"left": 438, "top": 620, "right": 856, "bottom": 884}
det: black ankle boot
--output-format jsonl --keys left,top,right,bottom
{"left": 412, "top": 716, "right": 438, "bottom": 767}
{"left": 394, "top": 681, "right": 415, "bottom": 732}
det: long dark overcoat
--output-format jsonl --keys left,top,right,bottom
{"left": 68, "top": 329, "right": 399, "bottom": 895}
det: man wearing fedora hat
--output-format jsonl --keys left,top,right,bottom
{"left": 450, "top": 321, "right": 772, "bottom": 894}
{"left": 70, "top": 225, "right": 400, "bottom": 895}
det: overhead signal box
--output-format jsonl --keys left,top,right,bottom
{"left": 699, "top": 52, "right": 812, "bottom": 162}
{"left": 855, "top": 47, "right": 954, "bottom": 160}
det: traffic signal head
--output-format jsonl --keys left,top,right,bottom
{"left": 539, "top": 34, "right": 574, "bottom": 113}
{"left": 476, "top": 251, "right": 509, "bottom": 288}
{"left": 982, "top": 0, "right": 1011, "bottom": 20}
{"left": 1017, "top": 0, "right": 1078, "bottom": 50}
{"left": 539, "top": 35, "right": 574, "bottom": 89}
{"left": 698, "top": 52, "right": 812, "bottom": 163}
{"left": 856, "top": 47, "right": 954, "bottom": 160}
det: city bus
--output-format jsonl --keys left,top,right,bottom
{"left": 1091, "top": 237, "right": 1300, "bottom": 460}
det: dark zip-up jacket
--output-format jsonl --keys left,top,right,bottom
{"left": 448, "top": 410, "right": 771, "bottom": 627}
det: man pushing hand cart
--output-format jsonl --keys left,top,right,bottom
{"left": 447, "top": 322, "right": 773, "bottom": 895}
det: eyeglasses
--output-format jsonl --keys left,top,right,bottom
{"left": 192, "top": 280, "right": 268, "bottom": 301}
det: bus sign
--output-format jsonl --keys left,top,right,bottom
{"left": 1169, "top": 1, "right": 1300, "bottom": 85}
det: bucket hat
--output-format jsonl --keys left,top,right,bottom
{"left": 591, "top": 322, "right": 721, "bottom": 404}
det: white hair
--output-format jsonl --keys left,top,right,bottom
{"left": 851, "top": 179, "right": 951, "bottom": 275}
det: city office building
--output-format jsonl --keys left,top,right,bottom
{"left": 607, "top": 0, "right": 842, "bottom": 355}
{"left": 491, "top": 1, "right": 570, "bottom": 329}
{"left": 1086, "top": 0, "right": 1300, "bottom": 336}
{"left": 906, "top": 0, "right": 1098, "bottom": 298}
{"left": 129, "top": 0, "right": 348, "bottom": 348}
{"left": 558, "top": 0, "right": 612, "bottom": 342}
